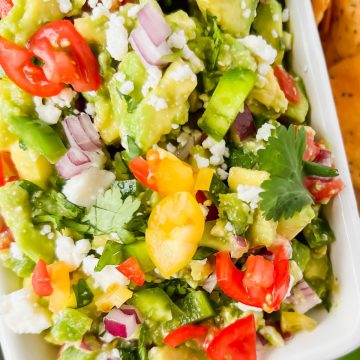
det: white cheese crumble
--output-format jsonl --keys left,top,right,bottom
{"left": 282, "top": 8, "right": 290, "bottom": 22}
{"left": 106, "top": 14, "right": 128, "bottom": 61}
{"left": 176, "top": 132, "right": 191, "bottom": 147}
{"left": 166, "top": 143, "right": 177, "bottom": 153}
{"left": 82, "top": 255, "right": 130, "bottom": 291}
{"left": 202, "top": 137, "right": 229, "bottom": 167}
{"left": 40, "top": 224, "right": 52, "bottom": 235}
{"left": 0, "top": 288, "right": 52, "bottom": 334}
{"left": 238, "top": 35, "right": 277, "bottom": 65}
{"left": 217, "top": 167, "right": 229, "bottom": 180}
{"left": 182, "top": 44, "right": 204, "bottom": 72}
{"left": 235, "top": 301, "right": 263, "bottom": 313}
{"left": 57, "top": 0, "right": 72, "bottom": 13}
{"left": 55, "top": 235, "right": 91, "bottom": 271}
{"left": 127, "top": 4, "right": 141, "bottom": 18}
{"left": 142, "top": 66, "right": 162, "bottom": 96}
{"left": 243, "top": 8, "right": 251, "bottom": 18}
{"left": 237, "top": 185, "right": 263, "bottom": 210}
{"left": 119, "top": 80, "right": 134, "bottom": 95}
{"left": 85, "top": 102, "right": 96, "bottom": 116}
{"left": 257, "top": 63, "right": 271, "bottom": 76}
{"left": 62, "top": 167, "right": 115, "bottom": 207}
{"left": 170, "top": 63, "right": 197, "bottom": 82}
{"left": 167, "top": 30, "right": 187, "bottom": 49}
{"left": 194, "top": 154, "right": 210, "bottom": 168}
{"left": 147, "top": 95, "right": 168, "bottom": 111}
{"left": 225, "top": 222, "right": 235, "bottom": 232}
{"left": 9, "top": 242, "right": 23, "bottom": 260}
{"left": 256, "top": 123, "right": 276, "bottom": 142}
{"left": 51, "top": 88, "right": 77, "bottom": 108}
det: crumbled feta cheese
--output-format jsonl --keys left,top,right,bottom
{"left": 55, "top": 235, "right": 91, "bottom": 271}
{"left": 57, "top": 0, "right": 72, "bottom": 13}
{"left": 34, "top": 99, "right": 62, "bottom": 125}
{"left": 194, "top": 154, "right": 210, "bottom": 168}
{"left": 257, "top": 63, "right": 271, "bottom": 75}
{"left": 256, "top": 123, "right": 276, "bottom": 142}
{"left": 50, "top": 88, "right": 77, "bottom": 108}
{"left": 273, "top": 14, "right": 280, "bottom": 21}
{"left": 96, "top": 246, "right": 104, "bottom": 255}
{"left": 147, "top": 95, "right": 168, "bottom": 111}
{"left": 9, "top": 242, "right": 23, "bottom": 260}
{"left": 238, "top": 35, "right": 277, "bottom": 64}
{"left": 203, "top": 137, "right": 229, "bottom": 168}
{"left": 243, "top": 8, "right": 251, "bottom": 18}
{"left": 271, "top": 29, "right": 278, "bottom": 38}
{"left": 127, "top": 4, "right": 141, "bottom": 18}
{"left": 167, "top": 30, "right": 187, "bottom": 49}
{"left": 176, "top": 132, "right": 191, "bottom": 147}
{"left": 92, "top": 3, "right": 110, "bottom": 18}
{"left": 114, "top": 72, "right": 126, "bottom": 83}
{"left": 282, "top": 8, "right": 289, "bottom": 22}
{"left": 225, "top": 222, "right": 234, "bottom": 232}
{"left": 235, "top": 301, "right": 262, "bottom": 313}
{"left": 85, "top": 102, "right": 96, "bottom": 116}
{"left": 170, "top": 63, "right": 196, "bottom": 82}
{"left": 119, "top": 80, "right": 134, "bottom": 95}
{"left": 166, "top": 143, "right": 177, "bottom": 153}
{"left": 62, "top": 167, "right": 115, "bottom": 207}
{"left": 106, "top": 14, "right": 128, "bottom": 61}
{"left": 182, "top": 45, "right": 204, "bottom": 72}
{"left": 142, "top": 66, "right": 162, "bottom": 96}
{"left": 40, "top": 224, "right": 52, "bottom": 235}
{"left": 82, "top": 255, "right": 130, "bottom": 291}
{"left": 237, "top": 185, "right": 263, "bottom": 210}
{"left": 217, "top": 167, "right": 229, "bottom": 180}
{"left": 0, "top": 288, "right": 51, "bottom": 334}
{"left": 171, "top": 123, "right": 180, "bottom": 130}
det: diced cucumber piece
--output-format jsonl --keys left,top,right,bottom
{"left": 199, "top": 221, "right": 231, "bottom": 252}
{"left": 124, "top": 241, "right": 155, "bottom": 273}
{"left": 283, "top": 79, "right": 309, "bottom": 124}
{"left": 303, "top": 218, "right": 335, "bottom": 249}
{"left": 291, "top": 239, "right": 311, "bottom": 272}
{"left": 198, "top": 68, "right": 256, "bottom": 141}
{"left": 246, "top": 209, "right": 277, "bottom": 246}
{"left": 228, "top": 167, "right": 269, "bottom": 191}
{"left": 59, "top": 346, "right": 98, "bottom": 360}
{"left": 208, "top": 174, "right": 230, "bottom": 206}
{"left": 303, "top": 253, "right": 329, "bottom": 281}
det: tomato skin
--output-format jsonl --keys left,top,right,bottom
{"left": 0, "top": 0, "right": 12, "bottom": 18}
{"left": 116, "top": 257, "right": 145, "bottom": 286}
{"left": 0, "top": 152, "right": 18, "bottom": 186}
{"left": 32, "top": 259, "right": 53, "bottom": 297}
{"left": 0, "top": 228, "right": 14, "bottom": 250}
{"left": 274, "top": 65, "right": 301, "bottom": 104}
{"left": 29, "top": 20, "right": 101, "bottom": 92}
{"left": 304, "top": 177, "right": 344, "bottom": 203}
{"left": 0, "top": 37, "right": 63, "bottom": 97}
{"left": 164, "top": 325, "right": 208, "bottom": 348}
{"left": 216, "top": 247, "right": 290, "bottom": 312}
{"left": 206, "top": 314, "right": 257, "bottom": 360}
{"left": 129, "top": 157, "right": 158, "bottom": 191}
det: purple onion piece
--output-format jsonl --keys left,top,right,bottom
{"left": 314, "top": 148, "right": 333, "bottom": 167}
{"left": 120, "top": 305, "right": 142, "bottom": 324}
{"left": 56, "top": 151, "right": 91, "bottom": 179}
{"left": 230, "top": 235, "right": 249, "bottom": 259}
{"left": 78, "top": 113, "right": 102, "bottom": 148}
{"left": 103, "top": 308, "right": 138, "bottom": 339}
{"left": 202, "top": 272, "right": 217, "bottom": 293}
{"left": 67, "top": 148, "right": 91, "bottom": 166}
{"left": 230, "top": 105, "right": 256, "bottom": 142}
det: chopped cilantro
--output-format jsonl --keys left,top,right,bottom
{"left": 207, "top": 15, "right": 223, "bottom": 70}
{"left": 72, "top": 279, "right": 94, "bottom": 308}
{"left": 258, "top": 125, "right": 313, "bottom": 220}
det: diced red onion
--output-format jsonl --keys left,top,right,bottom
{"left": 314, "top": 148, "right": 333, "bottom": 167}
{"left": 231, "top": 105, "right": 256, "bottom": 141}
{"left": 103, "top": 308, "right": 138, "bottom": 339}
{"left": 78, "top": 113, "right": 102, "bottom": 148}
{"left": 56, "top": 149, "right": 91, "bottom": 179}
{"left": 286, "top": 280, "right": 322, "bottom": 314}
{"left": 230, "top": 235, "right": 249, "bottom": 259}
{"left": 129, "top": 25, "right": 171, "bottom": 67}
{"left": 120, "top": 305, "right": 142, "bottom": 324}
{"left": 272, "top": 235, "right": 292, "bottom": 258}
{"left": 63, "top": 114, "right": 101, "bottom": 152}
{"left": 137, "top": 4, "right": 171, "bottom": 46}
{"left": 257, "top": 333, "right": 268, "bottom": 346}
{"left": 202, "top": 272, "right": 217, "bottom": 293}
{"left": 67, "top": 147, "right": 91, "bottom": 166}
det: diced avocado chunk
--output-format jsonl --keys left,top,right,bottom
{"left": 228, "top": 167, "right": 269, "bottom": 191}
{"left": 149, "top": 346, "right": 208, "bottom": 360}
{"left": 199, "top": 221, "right": 231, "bottom": 252}
{"left": 277, "top": 205, "right": 315, "bottom": 240}
{"left": 280, "top": 311, "right": 317, "bottom": 333}
{"left": 198, "top": 68, "right": 256, "bottom": 141}
{"left": 51, "top": 309, "right": 92, "bottom": 343}
{"left": 303, "top": 218, "right": 335, "bottom": 249}
{"left": 59, "top": 346, "right": 98, "bottom": 360}
{"left": 291, "top": 239, "right": 311, "bottom": 272}
{"left": 196, "top": 0, "right": 259, "bottom": 37}
{"left": 75, "top": 15, "right": 107, "bottom": 49}
{"left": 303, "top": 253, "right": 329, "bottom": 281}
{"left": 123, "top": 59, "right": 197, "bottom": 151}
{"left": 128, "top": 288, "right": 175, "bottom": 322}
{"left": 246, "top": 209, "right": 277, "bottom": 246}
{"left": 165, "top": 10, "right": 197, "bottom": 40}
{"left": 124, "top": 241, "right": 155, "bottom": 273}
{"left": 0, "top": 251, "right": 35, "bottom": 278}
{"left": 253, "top": 0, "right": 284, "bottom": 63}
{"left": 218, "top": 193, "right": 253, "bottom": 235}
{"left": 0, "top": 183, "right": 55, "bottom": 263}
{"left": 284, "top": 79, "right": 309, "bottom": 124}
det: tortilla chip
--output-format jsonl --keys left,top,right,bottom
{"left": 312, "top": 0, "right": 331, "bottom": 24}
{"left": 319, "top": 0, "right": 333, "bottom": 39}
{"left": 323, "top": 0, "right": 360, "bottom": 66}
{"left": 329, "top": 53, "right": 360, "bottom": 189}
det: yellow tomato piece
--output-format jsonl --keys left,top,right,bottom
{"left": 11, "top": 142, "right": 52, "bottom": 188}
{"left": 146, "top": 192, "right": 205, "bottom": 277}
{"left": 194, "top": 168, "right": 214, "bottom": 192}
{"left": 95, "top": 284, "right": 133, "bottom": 312}
{"left": 48, "top": 261, "right": 71, "bottom": 313}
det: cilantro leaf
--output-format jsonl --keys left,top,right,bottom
{"left": 258, "top": 125, "right": 313, "bottom": 221}
{"left": 82, "top": 182, "right": 142, "bottom": 238}
{"left": 95, "top": 240, "right": 123, "bottom": 272}
{"left": 207, "top": 15, "right": 223, "bottom": 70}
{"left": 72, "top": 279, "right": 94, "bottom": 308}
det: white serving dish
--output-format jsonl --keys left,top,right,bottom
{"left": 1, "top": 0, "right": 360, "bottom": 359}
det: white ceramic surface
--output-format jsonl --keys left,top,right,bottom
{"left": 1, "top": 0, "right": 360, "bottom": 359}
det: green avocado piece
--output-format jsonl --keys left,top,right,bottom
{"left": 199, "top": 221, "right": 231, "bottom": 252}
{"left": 123, "top": 59, "right": 197, "bottom": 151}
{"left": 304, "top": 252, "right": 329, "bottom": 281}
{"left": 0, "top": 251, "right": 35, "bottom": 278}
{"left": 0, "top": 183, "right": 55, "bottom": 263}
{"left": 246, "top": 209, "right": 277, "bottom": 247}
{"left": 123, "top": 241, "right": 155, "bottom": 273}
{"left": 59, "top": 346, "right": 98, "bottom": 360}
{"left": 149, "top": 346, "right": 208, "bottom": 360}
{"left": 253, "top": 0, "right": 284, "bottom": 63}
{"left": 283, "top": 78, "right": 310, "bottom": 124}
{"left": 277, "top": 205, "right": 315, "bottom": 240}
{"left": 303, "top": 217, "right": 335, "bottom": 249}
{"left": 196, "top": 0, "right": 259, "bottom": 37}
{"left": 291, "top": 239, "right": 311, "bottom": 272}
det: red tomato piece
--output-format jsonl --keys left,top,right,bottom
{"left": 32, "top": 259, "right": 53, "bottom": 296}
{"left": 0, "top": 0, "right": 12, "bottom": 18}
{"left": 216, "top": 247, "right": 290, "bottom": 312}
{"left": 164, "top": 325, "right": 208, "bottom": 348}
{"left": 0, "top": 228, "right": 14, "bottom": 250}
{"left": 302, "top": 127, "right": 321, "bottom": 162}
{"left": 29, "top": 20, "right": 101, "bottom": 92}
{"left": 116, "top": 257, "right": 145, "bottom": 286}
{"left": 274, "top": 65, "right": 301, "bottom": 104}
{"left": 304, "top": 177, "right": 344, "bottom": 204}
{"left": 0, "top": 152, "right": 18, "bottom": 186}
{"left": 0, "top": 36, "right": 63, "bottom": 97}
{"left": 206, "top": 314, "right": 257, "bottom": 360}
{"left": 129, "top": 157, "right": 158, "bottom": 191}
